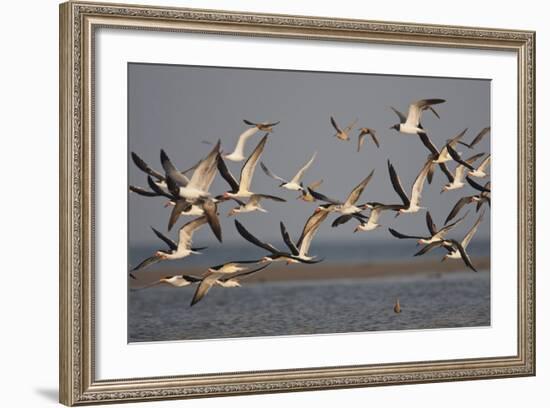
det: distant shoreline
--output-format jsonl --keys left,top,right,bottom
{"left": 129, "top": 256, "right": 490, "bottom": 287}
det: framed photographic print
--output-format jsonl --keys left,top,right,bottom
{"left": 59, "top": 1, "right": 536, "bottom": 405}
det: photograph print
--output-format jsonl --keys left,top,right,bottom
{"left": 127, "top": 63, "right": 491, "bottom": 343}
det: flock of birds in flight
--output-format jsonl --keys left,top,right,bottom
{"left": 129, "top": 98, "right": 491, "bottom": 307}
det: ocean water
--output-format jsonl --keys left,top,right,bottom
{"left": 128, "top": 270, "right": 490, "bottom": 342}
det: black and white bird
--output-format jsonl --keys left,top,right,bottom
{"left": 261, "top": 152, "right": 317, "bottom": 191}
{"left": 129, "top": 216, "right": 208, "bottom": 274}
{"left": 458, "top": 126, "right": 491, "bottom": 149}
{"left": 388, "top": 211, "right": 468, "bottom": 245}
{"left": 440, "top": 152, "right": 485, "bottom": 193}
{"left": 160, "top": 140, "right": 220, "bottom": 201}
{"left": 415, "top": 210, "right": 485, "bottom": 272}
{"left": 190, "top": 263, "right": 271, "bottom": 306}
{"left": 431, "top": 129, "right": 469, "bottom": 164}
{"left": 226, "top": 194, "right": 286, "bottom": 216}
{"left": 130, "top": 274, "right": 202, "bottom": 288}
{"left": 445, "top": 177, "right": 490, "bottom": 224}
{"left": 218, "top": 135, "right": 269, "bottom": 198}
{"left": 130, "top": 151, "right": 198, "bottom": 190}
{"left": 279, "top": 210, "right": 330, "bottom": 261}
{"left": 309, "top": 170, "right": 375, "bottom": 215}
{"left": 390, "top": 99, "right": 445, "bottom": 134}
{"left": 297, "top": 179, "right": 323, "bottom": 202}
{"left": 223, "top": 120, "right": 279, "bottom": 162}
{"left": 234, "top": 220, "right": 324, "bottom": 265}
{"left": 468, "top": 154, "right": 491, "bottom": 179}
{"left": 357, "top": 127, "right": 380, "bottom": 151}
{"left": 331, "top": 116, "right": 358, "bottom": 141}
{"left": 388, "top": 159, "right": 432, "bottom": 214}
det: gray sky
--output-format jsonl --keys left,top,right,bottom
{"left": 128, "top": 63, "right": 490, "bottom": 248}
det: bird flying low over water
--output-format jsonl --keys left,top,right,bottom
{"left": 218, "top": 135, "right": 269, "bottom": 199}
{"left": 445, "top": 177, "right": 490, "bottom": 224}
{"left": 390, "top": 98, "right": 445, "bottom": 134}
{"left": 458, "top": 126, "right": 491, "bottom": 149}
{"left": 129, "top": 217, "right": 208, "bottom": 275}
{"left": 309, "top": 169, "right": 375, "bottom": 216}
{"left": 415, "top": 210, "right": 485, "bottom": 272}
{"left": 223, "top": 120, "right": 279, "bottom": 162}
{"left": 261, "top": 152, "right": 317, "bottom": 191}
{"left": 234, "top": 220, "right": 324, "bottom": 265}
{"left": 357, "top": 127, "right": 380, "bottom": 151}
{"left": 440, "top": 152, "right": 485, "bottom": 193}
{"left": 190, "top": 263, "right": 271, "bottom": 306}
{"left": 130, "top": 274, "right": 202, "bottom": 288}
{"left": 388, "top": 159, "right": 432, "bottom": 214}
{"left": 226, "top": 194, "right": 286, "bottom": 216}
{"left": 388, "top": 211, "right": 468, "bottom": 245}
{"left": 279, "top": 210, "right": 329, "bottom": 261}
{"left": 330, "top": 116, "right": 358, "bottom": 141}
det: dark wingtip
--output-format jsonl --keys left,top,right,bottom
{"left": 129, "top": 273, "right": 137, "bottom": 280}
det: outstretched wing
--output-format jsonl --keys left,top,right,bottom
{"left": 390, "top": 106, "right": 407, "bottom": 123}
{"left": 330, "top": 116, "right": 342, "bottom": 133}
{"left": 290, "top": 152, "right": 317, "bottom": 184}
{"left": 344, "top": 169, "right": 375, "bottom": 206}
{"left": 388, "top": 228, "right": 425, "bottom": 240}
{"left": 151, "top": 227, "right": 177, "bottom": 251}
{"left": 131, "top": 152, "right": 165, "bottom": 181}
{"left": 160, "top": 149, "right": 190, "bottom": 187}
{"left": 239, "top": 134, "right": 268, "bottom": 192}
{"left": 234, "top": 220, "right": 279, "bottom": 254}
{"left": 280, "top": 222, "right": 300, "bottom": 256}
{"left": 447, "top": 144, "right": 475, "bottom": 170}
{"left": 466, "top": 176, "right": 491, "bottom": 193}
{"left": 387, "top": 160, "right": 410, "bottom": 207}
{"left": 217, "top": 155, "right": 240, "bottom": 193}
{"left": 260, "top": 162, "right": 287, "bottom": 183}
{"left": 445, "top": 196, "right": 473, "bottom": 224}
{"left": 426, "top": 212, "right": 437, "bottom": 236}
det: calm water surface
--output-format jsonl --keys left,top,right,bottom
{"left": 128, "top": 270, "right": 490, "bottom": 342}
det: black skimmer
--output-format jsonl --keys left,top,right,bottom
{"left": 260, "top": 152, "right": 317, "bottom": 191}
{"left": 130, "top": 151, "right": 198, "bottom": 190}
{"left": 388, "top": 211, "right": 467, "bottom": 244}
{"left": 308, "top": 170, "right": 375, "bottom": 215}
{"left": 357, "top": 127, "right": 380, "bottom": 151}
{"left": 468, "top": 154, "right": 491, "bottom": 178}
{"left": 234, "top": 220, "right": 324, "bottom": 264}
{"left": 388, "top": 159, "right": 432, "bottom": 214}
{"left": 129, "top": 217, "right": 208, "bottom": 274}
{"left": 279, "top": 210, "right": 329, "bottom": 261}
{"left": 190, "top": 263, "right": 271, "bottom": 306}
{"left": 440, "top": 152, "right": 485, "bottom": 193}
{"left": 218, "top": 135, "right": 269, "bottom": 199}
{"left": 445, "top": 177, "right": 490, "bottom": 224}
{"left": 458, "top": 126, "right": 491, "bottom": 149}
{"left": 223, "top": 120, "right": 279, "bottom": 162}
{"left": 390, "top": 99, "right": 445, "bottom": 135}
{"left": 160, "top": 140, "right": 220, "bottom": 201}
{"left": 330, "top": 116, "right": 358, "bottom": 141}
{"left": 226, "top": 194, "right": 286, "bottom": 216}
{"left": 130, "top": 274, "right": 202, "bottom": 288}
{"left": 415, "top": 210, "right": 485, "bottom": 272}
{"left": 297, "top": 179, "right": 323, "bottom": 202}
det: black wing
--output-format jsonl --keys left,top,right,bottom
{"left": 151, "top": 227, "right": 177, "bottom": 251}
{"left": 447, "top": 144, "right": 475, "bottom": 170}
{"left": 167, "top": 199, "right": 192, "bottom": 231}
{"left": 388, "top": 228, "right": 425, "bottom": 240}
{"left": 160, "top": 149, "right": 190, "bottom": 187}
{"left": 131, "top": 254, "right": 162, "bottom": 271}
{"left": 220, "top": 263, "right": 271, "bottom": 281}
{"left": 234, "top": 220, "right": 279, "bottom": 254}
{"left": 426, "top": 212, "right": 437, "bottom": 236}
{"left": 147, "top": 176, "right": 173, "bottom": 199}
{"left": 417, "top": 132, "right": 439, "bottom": 156}
{"left": 414, "top": 240, "right": 450, "bottom": 257}
{"left": 466, "top": 176, "right": 491, "bottom": 193}
{"left": 438, "top": 163, "right": 454, "bottom": 183}
{"left": 330, "top": 116, "right": 342, "bottom": 133}
{"left": 448, "top": 240, "right": 477, "bottom": 272}
{"left": 445, "top": 196, "right": 473, "bottom": 224}
{"left": 279, "top": 222, "right": 300, "bottom": 256}
{"left": 387, "top": 160, "right": 410, "bottom": 207}
{"left": 202, "top": 199, "right": 223, "bottom": 243}
{"left": 331, "top": 214, "right": 354, "bottom": 228}
{"left": 129, "top": 185, "right": 160, "bottom": 197}
{"left": 131, "top": 152, "right": 165, "bottom": 181}
{"left": 307, "top": 188, "right": 341, "bottom": 205}
{"left": 217, "top": 155, "right": 240, "bottom": 193}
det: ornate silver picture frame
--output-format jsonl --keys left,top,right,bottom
{"left": 59, "top": 1, "right": 535, "bottom": 405}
